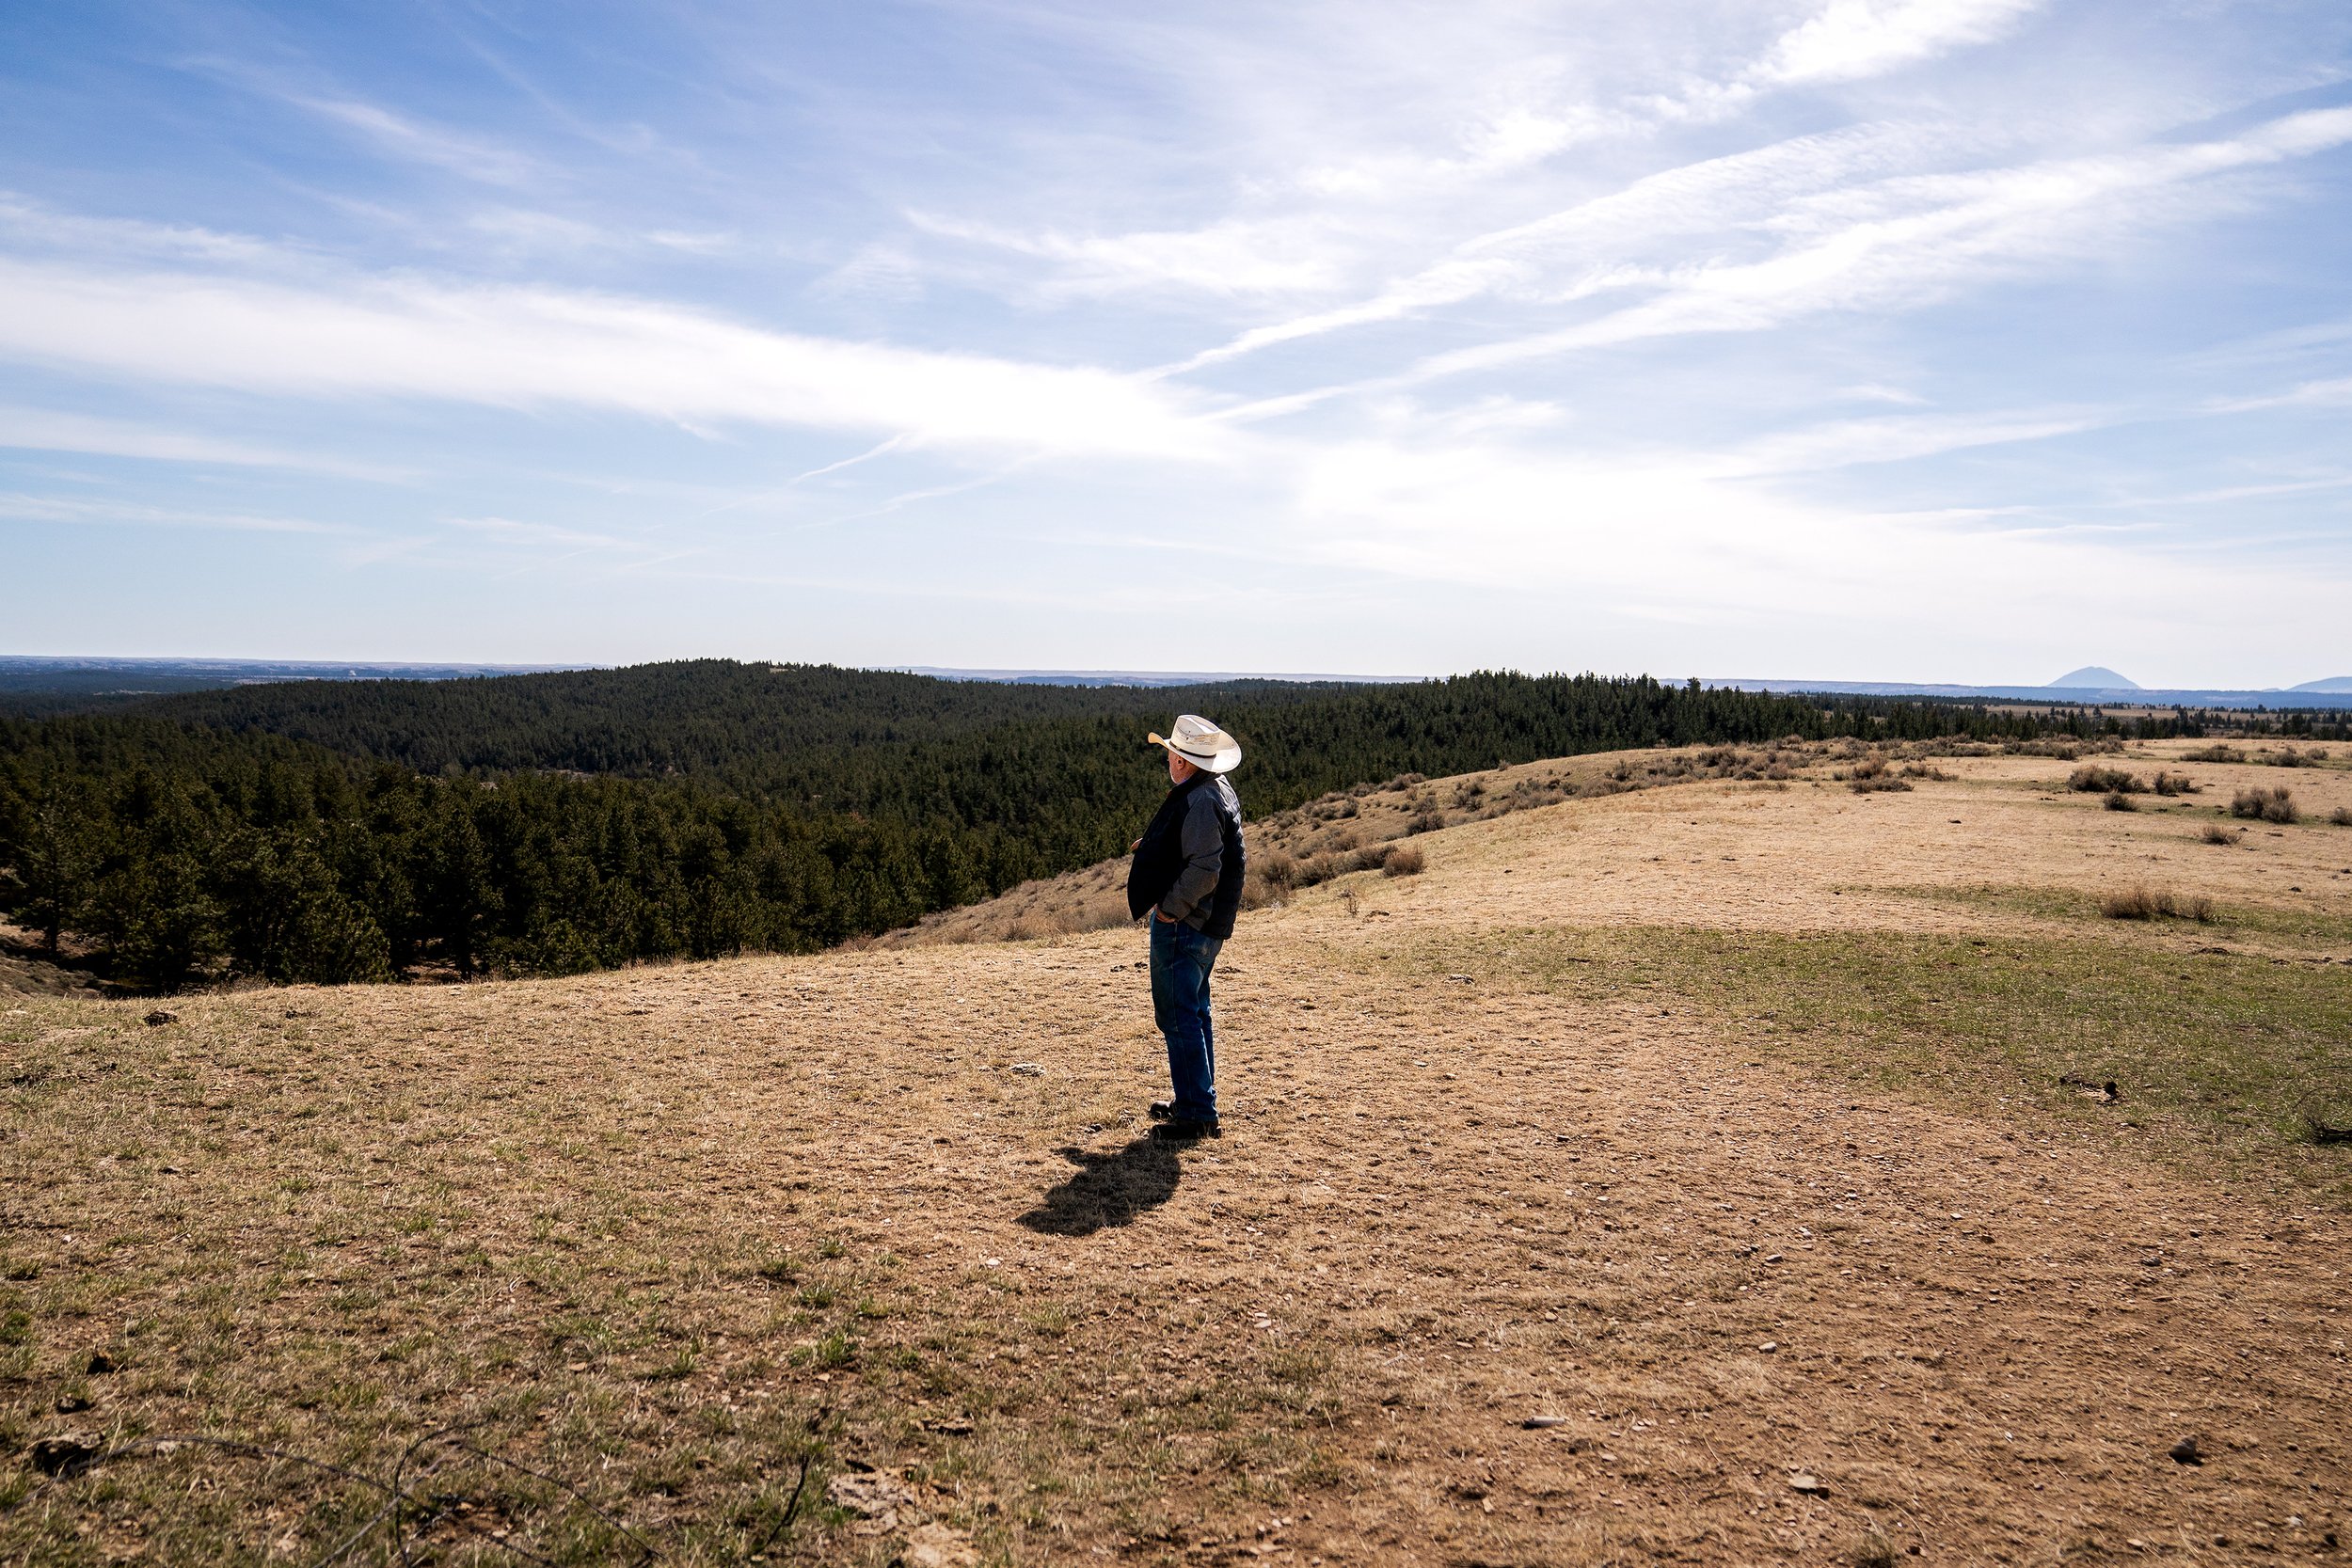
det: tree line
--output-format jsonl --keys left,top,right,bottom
{"left": 0, "top": 664, "right": 2217, "bottom": 990}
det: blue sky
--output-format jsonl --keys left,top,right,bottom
{"left": 2, "top": 1, "right": 2348, "bottom": 685}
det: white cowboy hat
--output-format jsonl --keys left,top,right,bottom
{"left": 1149, "top": 713, "right": 1242, "bottom": 774}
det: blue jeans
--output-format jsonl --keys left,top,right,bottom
{"left": 1150, "top": 915, "right": 1222, "bottom": 1124}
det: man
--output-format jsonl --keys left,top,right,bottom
{"left": 1126, "top": 713, "right": 1246, "bottom": 1142}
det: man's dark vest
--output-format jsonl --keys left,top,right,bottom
{"left": 1126, "top": 773, "right": 1247, "bottom": 939}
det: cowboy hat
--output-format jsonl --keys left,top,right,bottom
{"left": 1149, "top": 713, "right": 1242, "bottom": 774}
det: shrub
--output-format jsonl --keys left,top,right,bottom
{"left": 1850, "top": 775, "right": 1912, "bottom": 793}
{"left": 2069, "top": 765, "right": 2140, "bottom": 794}
{"left": 2150, "top": 770, "right": 2199, "bottom": 796}
{"left": 2199, "top": 822, "right": 2240, "bottom": 846}
{"left": 1382, "top": 845, "right": 1425, "bottom": 878}
{"left": 1899, "top": 763, "right": 1955, "bottom": 781}
{"left": 2103, "top": 791, "right": 2137, "bottom": 812}
{"left": 1245, "top": 851, "right": 1300, "bottom": 909}
{"left": 2302, "top": 1097, "right": 2352, "bottom": 1146}
{"left": 1405, "top": 808, "right": 1446, "bottom": 835}
{"left": 1854, "top": 1528, "right": 1901, "bottom": 1568}
{"left": 2266, "top": 746, "right": 2327, "bottom": 768}
{"left": 2101, "top": 887, "right": 2212, "bottom": 922}
{"left": 2183, "top": 744, "right": 2245, "bottom": 763}
{"left": 2332, "top": 806, "right": 2352, "bottom": 828}
{"left": 2230, "top": 786, "right": 2297, "bottom": 824}
{"left": 1292, "top": 843, "right": 1395, "bottom": 889}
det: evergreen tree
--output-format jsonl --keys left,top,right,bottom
{"left": 10, "top": 770, "right": 104, "bottom": 958}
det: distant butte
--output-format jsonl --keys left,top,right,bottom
{"left": 2045, "top": 665, "right": 2139, "bottom": 689}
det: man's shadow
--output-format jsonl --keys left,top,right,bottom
{"left": 1016, "top": 1136, "right": 1181, "bottom": 1236}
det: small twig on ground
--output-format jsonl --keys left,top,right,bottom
{"left": 750, "top": 1454, "right": 818, "bottom": 1560}
{"left": 310, "top": 1469, "right": 446, "bottom": 1568}
{"left": 444, "top": 1438, "right": 662, "bottom": 1563}
{"left": 390, "top": 1422, "right": 483, "bottom": 1568}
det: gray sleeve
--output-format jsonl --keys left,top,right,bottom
{"left": 1158, "top": 789, "right": 1225, "bottom": 920}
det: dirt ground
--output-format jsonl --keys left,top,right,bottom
{"left": 5, "top": 738, "right": 2349, "bottom": 1564}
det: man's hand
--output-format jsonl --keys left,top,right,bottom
{"left": 1154, "top": 909, "right": 1177, "bottom": 923}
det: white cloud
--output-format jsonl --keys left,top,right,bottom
{"left": 911, "top": 212, "right": 1344, "bottom": 299}
{"left": 1274, "top": 435, "right": 2348, "bottom": 653}
{"left": 1752, "top": 0, "right": 2044, "bottom": 88}
{"left": 0, "top": 257, "right": 1233, "bottom": 464}
{"left": 0, "top": 194, "right": 281, "bottom": 266}
{"left": 646, "top": 230, "right": 738, "bottom": 255}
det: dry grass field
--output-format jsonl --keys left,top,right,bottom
{"left": 6, "top": 737, "right": 2350, "bottom": 1565}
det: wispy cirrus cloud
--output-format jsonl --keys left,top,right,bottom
{"left": 0, "top": 404, "right": 406, "bottom": 478}
{"left": 444, "top": 514, "right": 646, "bottom": 552}
{"left": 2212, "top": 374, "right": 2352, "bottom": 412}
{"left": 1169, "top": 121, "right": 1947, "bottom": 372}
{"left": 288, "top": 94, "right": 541, "bottom": 187}
{"left": 909, "top": 212, "right": 1345, "bottom": 299}
{"left": 1701, "top": 405, "right": 2111, "bottom": 477}
{"left": 1407, "top": 106, "right": 2352, "bottom": 383}
{"left": 939, "top": 1, "right": 2050, "bottom": 332}
{"left": 0, "top": 194, "right": 282, "bottom": 266}
{"left": 0, "top": 491, "right": 348, "bottom": 534}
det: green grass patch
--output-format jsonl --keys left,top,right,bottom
{"left": 1875, "top": 880, "right": 2352, "bottom": 954}
{"left": 1384, "top": 924, "right": 2352, "bottom": 1204}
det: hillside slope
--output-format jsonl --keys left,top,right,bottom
{"left": 6, "top": 738, "right": 2348, "bottom": 1563}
